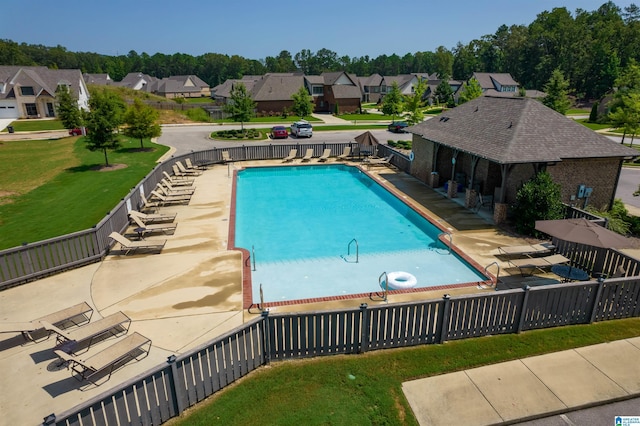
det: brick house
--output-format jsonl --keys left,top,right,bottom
{"left": 407, "top": 96, "right": 638, "bottom": 224}
{"left": 317, "top": 72, "right": 361, "bottom": 113}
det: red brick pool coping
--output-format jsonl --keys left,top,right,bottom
{"left": 228, "top": 164, "right": 496, "bottom": 310}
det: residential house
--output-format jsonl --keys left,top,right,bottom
{"left": 250, "top": 73, "right": 305, "bottom": 115}
{"left": 317, "top": 71, "right": 361, "bottom": 113}
{"left": 211, "top": 76, "right": 260, "bottom": 103}
{"left": 148, "top": 75, "right": 211, "bottom": 99}
{"left": 116, "top": 72, "right": 156, "bottom": 91}
{"left": 0, "top": 66, "right": 89, "bottom": 119}
{"left": 407, "top": 96, "right": 637, "bottom": 224}
{"left": 471, "top": 72, "right": 520, "bottom": 96}
{"left": 83, "top": 73, "right": 113, "bottom": 86}
{"left": 358, "top": 73, "right": 383, "bottom": 103}
{"left": 425, "top": 76, "right": 463, "bottom": 105}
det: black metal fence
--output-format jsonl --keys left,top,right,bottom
{"left": 48, "top": 273, "right": 640, "bottom": 425}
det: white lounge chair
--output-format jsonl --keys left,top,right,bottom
{"left": 150, "top": 190, "right": 191, "bottom": 206}
{"left": 508, "top": 254, "right": 571, "bottom": 276}
{"left": 0, "top": 302, "right": 93, "bottom": 343}
{"left": 221, "top": 151, "right": 233, "bottom": 163}
{"left": 282, "top": 149, "right": 297, "bottom": 163}
{"left": 300, "top": 148, "right": 314, "bottom": 162}
{"left": 129, "top": 209, "right": 177, "bottom": 224}
{"left": 43, "top": 311, "right": 132, "bottom": 354}
{"left": 365, "top": 154, "right": 394, "bottom": 168}
{"left": 497, "top": 242, "right": 554, "bottom": 257}
{"left": 109, "top": 232, "right": 166, "bottom": 255}
{"left": 55, "top": 332, "right": 152, "bottom": 385}
{"left": 162, "top": 171, "right": 194, "bottom": 186}
{"left": 317, "top": 148, "right": 332, "bottom": 162}
{"left": 336, "top": 146, "right": 351, "bottom": 161}
{"left": 159, "top": 179, "right": 195, "bottom": 195}
{"left": 175, "top": 161, "right": 202, "bottom": 176}
{"left": 129, "top": 214, "right": 177, "bottom": 235}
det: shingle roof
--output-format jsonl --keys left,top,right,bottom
{"left": 408, "top": 96, "right": 638, "bottom": 164}
{"left": 250, "top": 74, "right": 304, "bottom": 101}
{"left": 472, "top": 72, "right": 518, "bottom": 90}
{"left": 0, "top": 66, "right": 85, "bottom": 100}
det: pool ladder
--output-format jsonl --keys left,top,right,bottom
{"left": 341, "top": 238, "right": 359, "bottom": 263}
{"left": 370, "top": 272, "right": 389, "bottom": 302}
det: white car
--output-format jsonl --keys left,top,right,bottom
{"left": 290, "top": 120, "right": 313, "bottom": 138}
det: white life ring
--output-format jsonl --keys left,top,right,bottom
{"left": 382, "top": 271, "right": 418, "bottom": 290}
{"left": 409, "top": 151, "right": 415, "bottom": 161}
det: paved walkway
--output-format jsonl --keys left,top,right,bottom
{"left": 403, "top": 337, "right": 640, "bottom": 425}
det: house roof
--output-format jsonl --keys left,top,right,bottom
{"left": 212, "top": 78, "right": 259, "bottom": 98}
{"left": 0, "top": 66, "right": 85, "bottom": 100}
{"left": 250, "top": 74, "right": 304, "bottom": 101}
{"left": 358, "top": 74, "right": 382, "bottom": 87}
{"left": 304, "top": 75, "right": 324, "bottom": 85}
{"left": 408, "top": 96, "right": 638, "bottom": 164}
{"left": 83, "top": 73, "right": 112, "bottom": 85}
{"left": 472, "top": 72, "right": 519, "bottom": 90}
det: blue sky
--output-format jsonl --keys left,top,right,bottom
{"left": 2, "top": 1, "right": 636, "bottom": 60}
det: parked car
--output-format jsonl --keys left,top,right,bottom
{"left": 388, "top": 121, "right": 408, "bottom": 133}
{"left": 270, "top": 125, "right": 288, "bottom": 139}
{"left": 69, "top": 127, "right": 86, "bottom": 136}
{"left": 290, "top": 120, "right": 313, "bottom": 138}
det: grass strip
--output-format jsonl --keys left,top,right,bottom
{"left": 0, "top": 136, "right": 168, "bottom": 249}
{"left": 170, "top": 317, "right": 640, "bottom": 425}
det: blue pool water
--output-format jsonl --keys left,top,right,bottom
{"left": 234, "top": 165, "right": 486, "bottom": 303}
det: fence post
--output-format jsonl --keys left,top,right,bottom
{"left": 517, "top": 286, "right": 531, "bottom": 333}
{"left": 589, "top": 276, "right": 606, "bottom": 324}
{"left": 438, "top": 294, "right": 451, "bottom": 343}
{"left": 166, "top": 355, "right": 186, "bottom": 415}
{"left": 359, "top": 303, "right": 369, "bottom": 353}
{"left": 261, "top": 310, "right": 271, "bottom": 364}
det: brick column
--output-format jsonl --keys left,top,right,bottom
{"left": 447, "top": 180, "right": 457, "bottom": 198}
{"left": 466, "top": 188, "right": 477, "bottom": 209}
{"left": 493, "top": 202, "right": 508, "bottom": 224}
{"left": 428, "top": 172, "right": 440, "bottom": 188}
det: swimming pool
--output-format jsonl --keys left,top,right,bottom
{"left": 232, "top": 165, "right": 487, "bottom": 305}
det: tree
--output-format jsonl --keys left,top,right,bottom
{"left": 609, "top": 92, "right": 640, "bottom": 145}
{"left": 434, "top": 80, "right": 454, "bottom": 107}
{"left": 589, "top": 101, "right": 599, "bottom": 122}
{"left": 122, "top": 99, "right": 162, "bottom": 149}
{"left": 458, "top": 77, "right": 483, "bottom": 104}
{"left": 404, "top": 78, "right": 426, "bottom": 125}
{"left": 381, "top": 82, "right": 403, "bottom": 121}
{"left": 542, "top": 69, "right": 571, "bottom": 114}
{"left": 511, "top": 171, "right": 564, "bottom": 236}
{"left": 290, "top": 86, "right": 314, "bottom": 118}
{"left": 223, "top": 83, "right": 255, "bottom": 132}
{"left": 55, "top": 85, "right": 83, "bottom": 130}
{"left": 84, "top": 89, "right": 125, "bottom": 167}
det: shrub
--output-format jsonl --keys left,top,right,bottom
{"left": 589, "top": 101, "right": 599, "bottom": 122}
{"left": 511, "top": 171, "right": 564, "bottom": 236}
{"left": 184, "top": 107, "right": 213, "bottom": 122}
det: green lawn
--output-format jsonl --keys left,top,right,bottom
{"left": 1, "top": 119, "right": 66, "bottom": 132}
{"left": 171, "top": 317, "right": 640, "bottom": 425}
{"left": 0, "top": 136, "right": 168, "bottom": 250}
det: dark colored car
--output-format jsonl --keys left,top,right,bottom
{"left": 388, "top": 121, "right": 408, "bottom": 133}
{"left": 270, "top": 125, "right": 288, "bottom": 139}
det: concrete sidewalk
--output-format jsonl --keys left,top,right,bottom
{"left": 403, "top": 337, "right": 640, "bottom": 425}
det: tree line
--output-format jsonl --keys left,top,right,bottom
{"left": 1, "top": 2, "right": 639, "bottom": 100}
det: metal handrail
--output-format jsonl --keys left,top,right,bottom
{"left": 484, "top": 261, "right": 500, "bottom": 286}
{"left": 348, "top": 238, "right": 359, "bottom": 263}
{"left": 379, "top": 272, "right": 388, "bottom": 302}
{"left": 252, "top": 245, "right": 256, "bottom": 271}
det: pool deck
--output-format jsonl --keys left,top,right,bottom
{"left": 2, "top": 159, "right": 639, "bottom": 425}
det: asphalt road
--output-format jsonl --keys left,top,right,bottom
{"left": 156, "top": 124, "right": 410, "bottom": 157}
